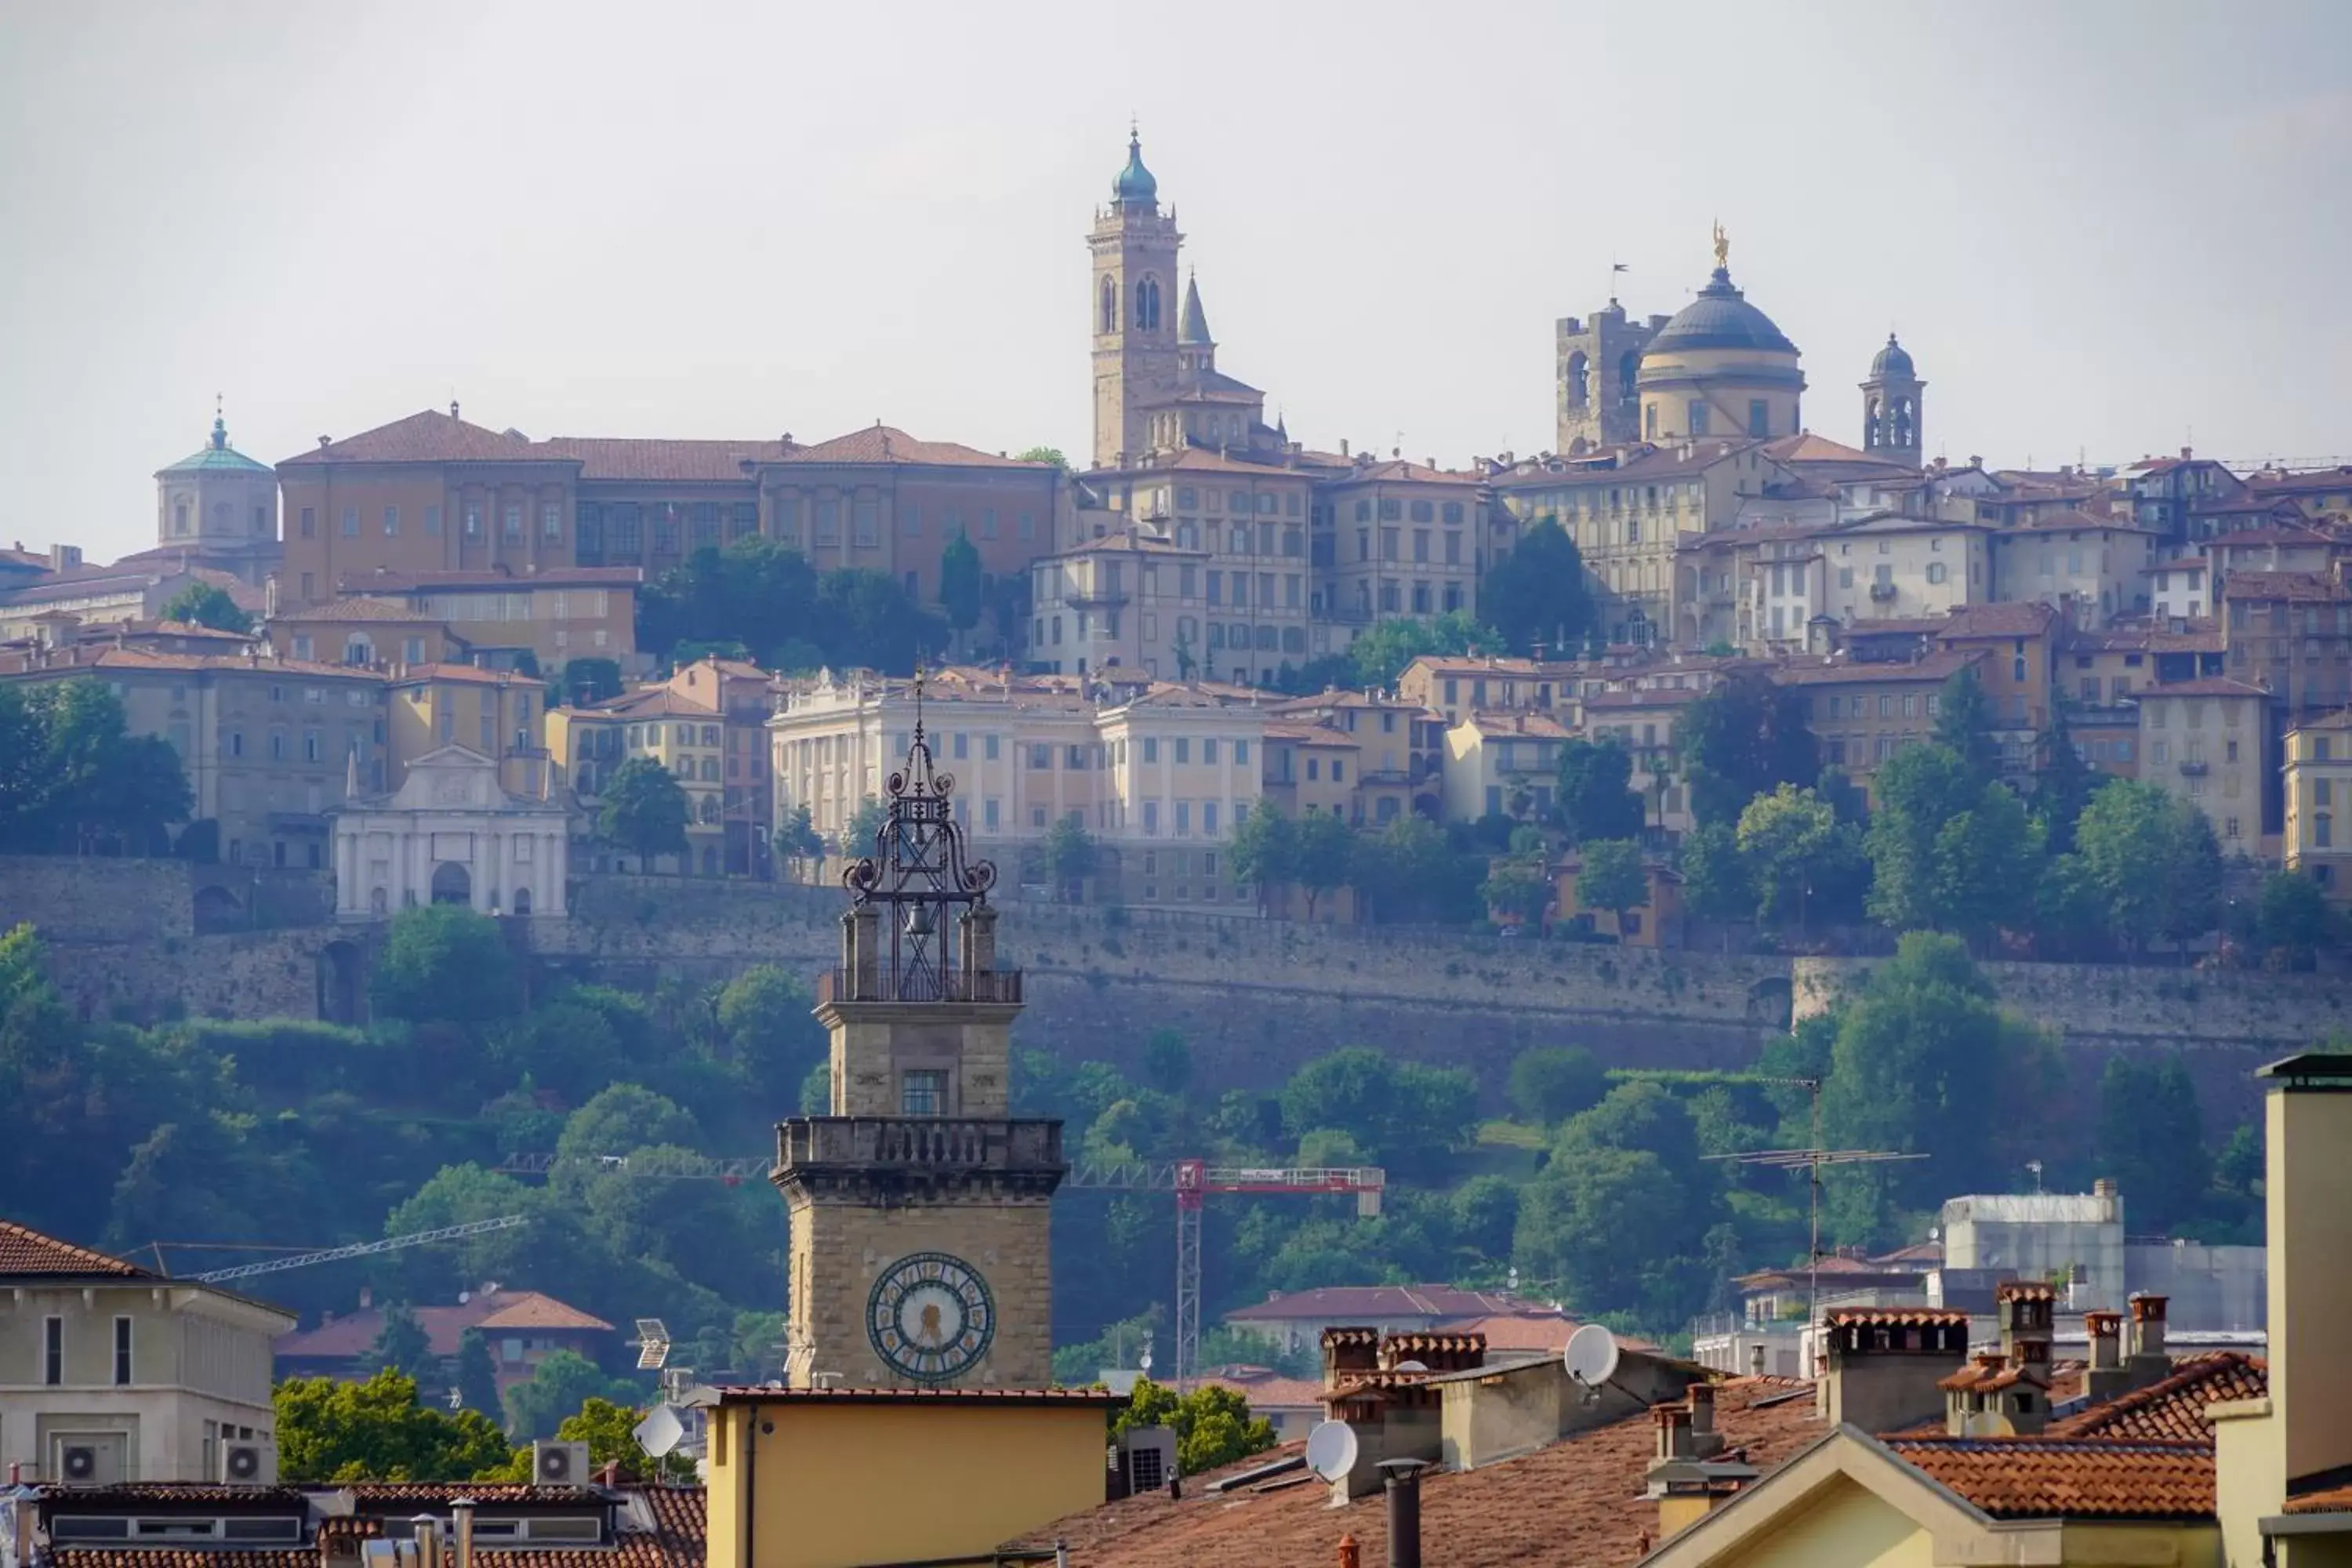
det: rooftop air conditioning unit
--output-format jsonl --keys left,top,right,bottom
{"left": 534, "top": 1439, "right": 590, "bottom": 1486}
{"left": 221, "top": 1439, "right": 276, "bottom": 1485}
{"left": 1112, "top": 1425, "right": 1176, "bottom": 1498}
{"left": 55, "top": 1438, "right": 124, "bottom": 1486}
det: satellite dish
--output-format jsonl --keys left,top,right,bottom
{"left": 1564, "top": 1323, "right": 1620, "bottom": 1388}
{"left": 633, "top": 1403, "right": 686, "bottom": 1459}
{"left": 1305, "top": 1420, "right": 1359, "bottom": 1483}
{"left": 1393, "top": 1359, "right": 1428, "bottom": 1373}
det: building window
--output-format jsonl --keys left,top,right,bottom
{"left": 383, "top": 505, "right": 399, "bottom": 536}
{"left": 1748, "top": 400, "right": 1769, "bottom": 437}
{"left": 114, "top": 1316, "right": 132, "bottom": 1385}
{"left": 299, "top": 506, "right": 316, "bottom": 539}
{"left": 543, "top": 504, "right": 563, "bottom": 540}
{"left": 1688, "top": 401, "right": 1710, "bottom": 436}
{"left": 341, "top": 507, "right": 359, "bottom": 536}
{"left": 43, "top": 1316, "right": 62, "bottom": 1385}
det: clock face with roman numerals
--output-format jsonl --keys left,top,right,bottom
{"left": 867, "top": 1250, "right": 995, "bottom": 1384}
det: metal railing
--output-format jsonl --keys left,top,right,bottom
{"left": 818, "top": 967, "right": 1023, "bottom": 1005}
{"left": 775, "top": 1116, "right": 1063, "bottom": 1174}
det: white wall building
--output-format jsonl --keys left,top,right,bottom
{"left": 331, "top": 744, "right": 569, "bottom": 919}
{"left": 0, "top": 1219, "right": 294, "bottom": 1483}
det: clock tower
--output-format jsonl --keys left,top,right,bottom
{"left": 773, "top": 679, "right": 1065, "bottom": 1389}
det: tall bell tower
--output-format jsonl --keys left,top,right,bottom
{"left": 774, "top": 674, "right": 1064, "bottom": 1389}
{"left": 1089, "top": 129, "right": 1181, "bottom": 470}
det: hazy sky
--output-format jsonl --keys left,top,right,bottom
{"left": 5, "top": 1, "right": 2349, "bottom": 565}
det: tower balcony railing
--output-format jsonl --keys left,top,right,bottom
{"left": 819, "top": 967, "right": 1024, "bottom": 1006}
{"left": 775, "top": 1116, "right": 1065, "bottom": 1178}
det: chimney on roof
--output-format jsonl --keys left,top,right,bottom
{"left": 1340, "top": 438, "right": 1350, "bottom": 458}
{"left": 318, "top": 434, "right": 332, "bottom": 448}
{"left": 1379, "top": 1460, "right": 1427, "bottom": 1568}
{"left": 450, "top": 400, "right": 461, "bottom": 420}
{"left": 2182, "top": 445, "right": 2194, "bottom": 461}
{"left": 358, "top": 1285, "right": 372, "bottom": 1310}
{"left": 2125, "top": 1292, "right": 2169, "bottom": 1381}
{"left": 1816, "top": 1310, "right": 1969, "bottom": 1432}
{"left": 1995, "top": 1280, "right": 2055, "bottom": 1371}
{"left": 2082, "top": 1310, "right": 2129, "bottom": 1403}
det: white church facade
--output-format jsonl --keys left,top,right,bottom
{"left": 332, "top": 744, "right": 569, "bottom": 920}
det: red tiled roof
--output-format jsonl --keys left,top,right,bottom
{"left": 776, "top": 425, "right": 1047, "bottom": 470}
{"left": 2286, "top": 1481, "right": 2352, "bottom": 1515}
{"left": 1881, "top": 1438, "right": 2214, "bottom": 1520}
{"left": 709, "top": 1384, "right": 1124, "bottom": 1406}
{"left": 52, "top": 1551, "right": 312, "bottom": 1568}
{"left": 1938, "top": 601, "right": 2063, "bottom": 638}
{"left": 333, "top": 567, "right": 642, "bottom": 593}
{"left": 274, "top": 1289, "right": 612, "bottom": 1361}
{"left": 281, "top": 411, "right": 558, "bottom": 467}
{"left": 2249, "top": 466, "right": 2352, "bottom": 497}
{"left": 2223, "top": 569, "right": 2352, "bottom": 603}
{"left": 1937, "top": 1359, "right": 2048, "bottom": 1394}
{"left": 1011, "top": 1377, "right": 1821, "bottom": 1567}
{"left": 2138, "top": 678, "right": 2272, "bottom": 699}
{"left": 539, "top": 437, "right": 792, "bottom": 483}
{"left": 0, "top": 1218, "right": 149, "bottom": 1277}
{"left": 1196, "top": 1367, "right": 1326, "bottom": 1411}
{"left": 2047, "top": 1353, "right": 2267, "bottom": 1443}
{"left": 339, "top": 1483, "right": 605, "bottom": 1503}
{"left": 1223, "top": 1286, "right": 1552, "bottom": 1323}
{"left": 1327, "top": 459, "right": 1483, "bottom": 488}
{"left": 1823, "top": 1308, "right": 1970, "bottom": 1328}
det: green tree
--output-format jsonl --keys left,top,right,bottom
{"left": 367, "top": 1303, "right": 439, "bottom": 1386}
{"left": 1507, "top": 1046, "right": 1608, "bottom": 1125}
{"left": 2036, "top": 713, "right": 2100, "bottom": 855}
{"left": 1574, "top": 839, "right": 1648, "bottom": 935}
{"left": 1479, "top": 856, "right": 1551, "bottom": 928}
{"left": 1142, "top": 1029, "right": 1192, "bottom": 1095}
{"left": 1292, "top": 811, "right": 1356, "bottom": 921}
{"left": 2074, "top": 779, "right": 2223, "bottom": 953}
{"left": 1678, "top": 672, "right": 1817, "bottom": 827}
{"left": 714, "top": 965, "right": 827, "bottom": 1108}
{"left": 1113, "top": 1378, "right": 1276, "bottom": 1476}
{"left": 1864, "top": 744, "right": 2042, "bottom": 942}
{"left": 597, "top": 756, "right": 691, "bottom": 865}
{"left": 1229, "top": 807, "right": 1299, "bottom": 913}
{"left": 0, "top": 681, "right": 191, "bottom": 855}
{"left": 556, "top": 657, "right": 624, "bottom": 706}
{"left": 1279, "top": 1047, "right": 1475, "bottom": 1178}
{"left": 370, "top": 905, "right": 520, "bottom": 1027}
{"left": 2094, "top": 1054, "right": 2210, "bottom": 1234}
{"left": 778, "top": 802, "right": 824, "bottom": 866}
{"left": 500, "top": 1350, "right": 638, "bottom": 1443}
{"left": 456, "top": 1328, "right": 502, "bottom": 1419}
{"left": 1477, "top": 518, "right": 1590, "bottom": 656}
{"left": 1345, "top": 611, "right": 1494, "bottom": 688}
{"left": 159, "top": 580, "right": 253, "bottom": 634}
{"left": 1041, "top": 815, "right": 1097, "bottom": 902}
{"left": 1737, "top": 784, "right": 1838, "bottom": 933}
{"left": 1933, "top": 664, "right": 2003, "bottom": 786}
{"left": 275, "top": 1369, "right": 512, "bottom": 1483}
{"left": 1346, "top": 815, "right": 1478, "bottom": 925}
{"left": 839, "top": 797, "right": 889, "bottom": 857}
{"left": 800, "top": 1061, "right": 834, "bottom": 1115}
{"left": 1014, "top": 445, "right": 1069, "bottom": 470}
{"left": 938, "top": 528, "right": 983, "bottom": 649}
{"left": 1677, "top": 821, "right": 1754, "bottom": 922}
{"left": 1817, "top": 933, "right": 2056, "bottom": 1240}
{"left": 474, "top": 1395, "right": 695, "bottom": 1483}
{"left": 1555, "top": 738, "right": 1646, "bottom": 844}
{"left": 1515, "top": 1085, "right": 1717, "bottom": 1323}
{"left": 2256, "top": 870, "right": 2332, "bottom": 970}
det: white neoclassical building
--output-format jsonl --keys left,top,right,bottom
{"left": 332, "top": 744, "right": 569, "bottom": 920}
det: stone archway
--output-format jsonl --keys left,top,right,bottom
{"left": 430, "top": 862, "right": 472, "bottom": 905}
{"left": 316, "top": 940, "right": 365, "bottom": 1025}
{"left": 193, "top": 883, "right": 243, "bottom": 933}
{"left": 513, "top": 887, "right": 532, "bottom": 916}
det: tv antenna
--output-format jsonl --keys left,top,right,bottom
{"left": 1700, "top": 1076, "right": 1926, "bottom": 1330}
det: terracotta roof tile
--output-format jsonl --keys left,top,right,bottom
{"left": 1881, "top": 1437, "right": 2215, "bottom": 1519}
{"left": 0, "top": 1218, "right": 150, "bottom": 1277}
{"left": 332, "top": 567, "right": 641, "bottom": 593}
{"left": 2223, "top": 569, "right": 2352, "bottom": 603}
{"left": 1195, "top": 1367, "right": 1327, "bottom": 1413}
{"left": 276, "top": 1290, "right": 612, "bottom": 1361}
{"left": 777, "top": 425, "right": 1046, "bottom": 470}
{"left": 707, "top": 1383, "right": 1123, "bottom": 1407}
{"left": 1012, "top": 1377, "right": 1821, "bottom": 1568}
{"left": 2138, "top": 677, "right": 2272, "bottom": 699}
{"left": 2286, "top": 1481, "right": 2352, "bottom": 1515}
{"left": 1222, "top": 1286, "right": 1552, "bottom": 1323}
{"left": 539, "top": 436, "right": 792, "bottom": 483}
{"left": 1822, "top": 1308, "right": 1970, "bottom": 1329}
{"left": 474, "top": 1296, "right": 615, "bottom": 1332}
{"left": 281, "top": 411, "right": 559, "bottom": 467}
{"left": 52, "top": 1551, "right": 313, "bottom": 1568}
{"left": 2047, "top": 1353, "right": 2267, "bottom": 1443}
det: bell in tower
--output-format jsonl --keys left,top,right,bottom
{"left": 772, "top": 670, "right": 1066, "bottom": 1389}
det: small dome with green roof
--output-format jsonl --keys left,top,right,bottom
{"left": 1112, "top": 130, "right": 1157, "bottom": 206}
{"left": 159, "top": 406, "right": 272, "bottom": 477}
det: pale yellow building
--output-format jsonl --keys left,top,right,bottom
{"left": 1990, "top": 510, "right": 2161, "bottom": 628}
{"left": 387, "top": 663, "right": 550, "bottom": 802}
{"left": 1317, "top": 459, "right": 1488, "bottom": 633}
{"left": 2136, "top": 677, "right": 2270, "bottom": 854}
{"left": 768, "top": 666, "right": 1265, "bottom": 907}
{"left": 1029, "top": 525, "right": 1210, "bottom": 679}
{"left": 1442, "top": 709, "right": 1572, "bottom": 823}
{"left": 2282, "top": 710, "right": 2352, "bottom": 895}
{"left": 1813, "top": 512, "right": 1994, "bottom": 628}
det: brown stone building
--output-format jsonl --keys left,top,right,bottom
{"left": 278, "top": 408, "right": 1065, "bottom": 629}
{"left": 2221, "top": 568, "right": 2352, "bottom": 715}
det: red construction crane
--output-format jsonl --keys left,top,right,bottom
{"left": 1072, "top": 1159, "right": 1386, "bottom": 1391}
{"left": 497, "top": 1151, "right": 1385, "bottom": 1389}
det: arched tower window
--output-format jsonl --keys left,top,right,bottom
{"left": 1099, "top": 276, "right": 1117, "bottom": 335}
{"left": 1894, "top": 397, "right": 1916, "bottom": 448}
{"left": 1566, "top": 351, "right": 1590, "bottom": 408}
{"left": 1617, "top": 350, "right": 1641, "bottom": 408}
{"left": 1867, "top": 397, "right": 1884, "bottom": 447}
{"left": 1135, "top": 277, "right": 1160, "bottom": 332}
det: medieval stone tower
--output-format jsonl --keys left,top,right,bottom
{"left": 1089, "top": 131, "right": 1182, "bottom": 470}
{"left": 1861, "top": 332, "right": 1925, "bottom": 468}
{"left": 1555, "top": 299, "right": 1667, "bottom": 455}
{"left": 773, "top": 682, "right": 1064, "bottom": 1389}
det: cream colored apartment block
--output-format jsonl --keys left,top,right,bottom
{"left": 2282, "top": 712, "right": 2352, "bottom": 895}
{"left": 2137, "top": 679, "right": 2271, "bottom": 855}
